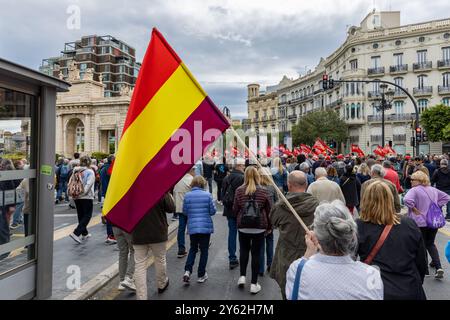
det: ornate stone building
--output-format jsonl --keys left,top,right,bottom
{"left": 56, "top": 62, "right": 132, "bottom": 156}
{"left": 248, "top": 10, "right": 450, "bottom": 155}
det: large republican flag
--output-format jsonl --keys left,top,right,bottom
{"left": 102, "top": 28, "right": 230, "bottom": 232}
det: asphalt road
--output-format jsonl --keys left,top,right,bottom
{"left": 92, "top": 203, "right": 450, "bottom": 301}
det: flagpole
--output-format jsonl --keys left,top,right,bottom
{"left": 228, "top": 126, "right": 310, "bottom": 233}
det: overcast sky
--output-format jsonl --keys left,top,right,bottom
{"left": 1, "top": 0, "right": 450, "bottom": 118}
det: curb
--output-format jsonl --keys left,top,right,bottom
{"left": 63, "top": 220, "right": 179, "bottom": 300}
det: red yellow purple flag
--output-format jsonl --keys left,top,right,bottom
{"left": 102, "top": 28, "right": 230, "bottom": 232}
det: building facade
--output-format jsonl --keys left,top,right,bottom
{"left": 55, "top": 64, "right": 131, "bottom": 157}
{"left": 247, "top": 11, "right": 450, "bottom": 155}
{"left": 40, "top": 35, "right": 140, "bottom": 97}
{"left": 247, "top": 82, "right": 282, "bottom": 135}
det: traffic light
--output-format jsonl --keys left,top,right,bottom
{"left": 415, "top": 127, "right": 422, "bottom": 143}
{"left": 329, "top": 79, "right": 334, "bottom": 89}
{"left": 329, "top": 141, "right": 336, "bottom": 148}
{"left": 322, "top": 74, "right": 328, "bottom": 90}
{"left": 422, "top": 129, "right": 428, "bottom": 142}
{"left": 410, "top": 136, "right": 415, "bottom": 147}
{"left": 388, "top": 140, "right": 392, "bottom": 147}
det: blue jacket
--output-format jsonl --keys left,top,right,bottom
{"left": 183, "top": 187, "right": 216, "bottom": 235}
{"left": 100, "top": 163, "right": 111, "bottom": 197}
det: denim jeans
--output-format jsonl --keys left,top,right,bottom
{"left": 184, "top": 233, "right": 211, "bottom": 277}
{"left": 56, "top": 178, "right": 68, "bottom": 201}
{"left": 207, "top": 177, "right": 213, "bottom": 194}
{"left": 12, "top": 202, "right": 24, "bottom": 225}
{"left": 177, "top": 213, "right": 188, "bottom": 252}
{"left": 106, "top": 220, "right": 114, "bottom": 237}
{"left": 259, "top": 232, "right": 274, "bottom": 273}
{"left": 227, "top": 217, "right": 238, "bottom": 263}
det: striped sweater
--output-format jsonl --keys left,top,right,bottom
{"left": 232, "top": 185, "right": 272, "bottom": 230}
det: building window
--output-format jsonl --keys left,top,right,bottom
{"left": 445, "top": 33, "right": 450, "bottom": 39}
{"left": 346, "top": 104, "right": 349, "bottom": 120}
{"left": 76, "top": 122, "right": 85, "bottom": 152}
{"left": 373, "top": 43, "right": 379, "bottom": 49}
{"left": 419, "top": 36, "right": 425, "bottom": 43}
{"left": 443, "top": 72, "right": 450, "bottom": 87}
{"left": 373, "top": 80, "right": 380, "bottom": 93}
{"left": 281, "top": 94, "right": 286, "bottom": 103}
{"left": 442, "top": 97, "right": 450, "bottom": 106}
{"left": 442, "top": 47, "right": 450, "bottom": 61}
{"left": 393, "top": 53, "right": 403, "bottom": 66}
{"left": 418, "top": 99, "right": 428, "bottom": 113}
{"left": 418, "top": 75, "right": 427, "bottom": 89}
{"left": 394, "top": 101, "right": 404, "bottom": 114}
{"left": 417, "top": 50, "right": 427, "bottom": 64}
{"left": 371, "top": 56, "right": 381, "bottom": 68}
{"left": 357, "top": 103, "right": 361, "bottom": 119}
{"left": 79, "top": 63, "right": 87, "bottom": 71}
{"left": 350, "top": 59, "right": 358, "bottom": 70}
{"left": 351, "top": 103, "right": 356, "bottom": 119}
{"left": 395, "top": 40, "right": 402, "bottom": 46}
{"left": 393, "top": 145, "right": 406, "bottom": 155}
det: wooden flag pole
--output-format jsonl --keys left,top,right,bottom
{"left": 228, "top": 127, "right": 310, "bottom": 233}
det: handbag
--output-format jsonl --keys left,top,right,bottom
{"left": 364, "top": 225, "right": 393, "bottom": 265}
{"left": 290, "top": 259, "right": 307, "bottom": 300}
{"left": 423, "top": 188, "right": 446, "bottom": 229}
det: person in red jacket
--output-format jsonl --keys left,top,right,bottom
{"left": 383, "top": 160, "right": 403, "bottom": 194}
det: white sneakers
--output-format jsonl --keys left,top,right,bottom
{"left": 197, "top": 273, "right": 208, "bottom": 283}
{"left": 120, "top": 276, "right": 136, "bottom": 291}
{"left": 81, "top": 234, "right": 91, "bottom": 240}
{"left": 237, "top": 276, "right": 246, "bottom": 288}
{"left": 435, "top": 269, "right": 444, "bottom": 279}
{"left": 183, "top": 271, "right": 191, "bottom": 284}
{"left": 238, "top": 276, "right": 261, "bottom": 294}
{"left": 69, "top": 233, "right": 82, "bottom": 244}
{"left": 250, "top": 283, "right": 262, "bottom": 294}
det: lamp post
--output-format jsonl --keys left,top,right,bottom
{"left": 373, "top": 83, "right": 394, "bottom": 148}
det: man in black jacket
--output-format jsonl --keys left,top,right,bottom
{"left": 132, "top": 192, "right": 175, "bottom": 300}
{"left": 221, "top": 158, "right": 245, "bottom": 269}
{"left": 432, "top": 159, "right": 450, "bottom": 220}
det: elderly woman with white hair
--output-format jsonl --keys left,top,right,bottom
{"left": 285, "top": 200, "right": 383, "bottom": 300}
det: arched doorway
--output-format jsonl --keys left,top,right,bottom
{"left": 66, "top": 118, "right": 84, "bottom": 155}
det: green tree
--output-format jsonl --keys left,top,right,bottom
{"left": 292, "top": 110, "right": 348, "bottom": 146}
{"left": 420, "top": 104, "right": 450, "bottom": 142}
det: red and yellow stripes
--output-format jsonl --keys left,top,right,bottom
{"left": 102, "top": 28, "right": 229, "bottom": 232}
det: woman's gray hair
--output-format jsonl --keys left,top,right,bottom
{"left": 370, "top": 164, "right": 385, "bottom": 178}
{"left": 299, "top": 162, "right": 310, "bottom": 172}
{"left": 313, "top": 200, "right": 358, "bottom": 256}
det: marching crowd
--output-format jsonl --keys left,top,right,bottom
{"left": 55, "top": 150, "right": 450, "bottom": 300}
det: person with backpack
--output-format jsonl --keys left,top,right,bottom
{"left": 358, "top": 180, "right": 428, "bottom": 299}
{"left": 182, "top": 176, "right": 216, "bottom": 284}
{"left": 69, "top": 156, "right": 96, "bottom": 244}
{"left": 232, "top": 166, "right": 272, "bottom": 294}
{"left": 214, "top": 157, "right": 229, "bottom": 205}
{"left": 56, "top": 159, "right": 70, "bottom": 204}
{"left": 221, "top": 158, "right": 245, "bottom": 270}
{"left": 403, "top": 171, "right": 450, "bottom": 279}
{"left": 431, "top": 159, "right": 450, "bottom": 221}
{"left": 339, "top": 164, "right": 361, "bottom": 216}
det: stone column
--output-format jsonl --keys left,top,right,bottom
{"left": 84, "top": 112, "right": 91, "bottom": 154}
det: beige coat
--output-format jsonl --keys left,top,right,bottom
{"left": 306, "top": 177, "right": 346, "bottom": 204}
{"left": 173, "top": 174, "right": 193, "bottom": 213}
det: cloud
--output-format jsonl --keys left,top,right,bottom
{"left": 1, "top": 0, "right": 449, "bottom": 118}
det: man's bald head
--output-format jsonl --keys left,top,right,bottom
{"left": 288, "top": 170, "right": 308, "bottom": 193}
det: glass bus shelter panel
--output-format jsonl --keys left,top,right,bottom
{"left": 0, "top": 87, "right": 37, "bottom": 277}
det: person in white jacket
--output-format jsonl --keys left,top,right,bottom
{"left": 69, "top": 156, "right": 95, "bottom": 244}
{"left": 173, "top": 166, "right": 195, "bottom": 257}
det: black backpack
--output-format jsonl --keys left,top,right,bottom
{"left": 222, "top": 178, "right": 235, "bottom": 207}
{"left": 240, "top": 193, "right": 262, "bottom": 228}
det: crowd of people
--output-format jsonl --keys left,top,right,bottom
{"left": 57, "top": 150, "right": 450, "bottom": 300}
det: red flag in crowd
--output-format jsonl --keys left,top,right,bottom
{"left": 373, "top": 145, "right": 386, "bottom": 157}
{"left": 383, "top": 144, "right": 396, "bottom": 155}
{"left": 300, "top": 144, "right": 311, "bottom": 154}
{"left": 351, "top": 144, "right": 365, "bottom": 157}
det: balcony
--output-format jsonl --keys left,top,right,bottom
{"left": 393, "top": 134, "right": 407, "bottom": 142}
{"left": 393, "top": 88, "right": 408, "bottom": 99}
{"left": 269, "top": 115, "right": 277, "bottom": 121}
{"left": 341, "top": 68, "right": 367, "bottom": 79}
{"left": 413, "top": 86, "right": 433, "bottom": 96}
{"left": 288, "top": 114, "right": 298, "bottom": 121}
{"left": 370, "top": 135, "right": 382, "bottom": 142}
{"left": 413, "top": 61, "right": 432, "bottom": 72}
{"left": 368, "top": 91, "right": 381, "bottom": 100}
{"left": 367, "top": 113, "right": 416, "bottom": 122}
{"left": 437, "top": 59, "right": 450, "bottom": 70}
{"left": 389, "top": 64, "right": 408, "bottom": 74}
{"left": 438, "top": 85, "right": 450, "bottom": 95}
{"left": 367, "top": 67, "right": 385, "bottom": 77}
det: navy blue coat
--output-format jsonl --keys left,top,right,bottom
{"left": 183, "top": 187, "right": 216, "bottom": 235}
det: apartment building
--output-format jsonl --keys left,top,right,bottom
{"left": 248, "top": 11, "right": 450, "bottom": 155}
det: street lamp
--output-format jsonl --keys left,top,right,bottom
{"left": 373, "top": 83, "right": 394, "bottom": 148}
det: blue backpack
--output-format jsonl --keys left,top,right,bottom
{"left": 60, "top": 165, "right": 70, "bottom": 179}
